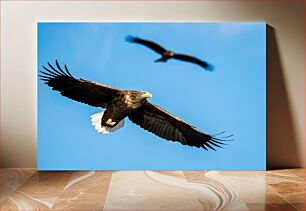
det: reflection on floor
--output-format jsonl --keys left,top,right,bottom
{"left": 0, "top": 169, "right": 304, "bottom": 210}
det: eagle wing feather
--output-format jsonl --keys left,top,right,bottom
{"left": 128, "top": 102, "right": 229, "bottom": 150}
{"left": 125, "top": 35, "right": 166, "bottom": 55}
{"left": 172, "top": 53, "right": 214, "bottom": 71}
{"left": 39, "top": 60, "right": 121, "bottom": 108}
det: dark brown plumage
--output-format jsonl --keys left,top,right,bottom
{"left": 39, "top": 61, "right": 231, "bottom": 150}
{"left": 125, "top": 35, "right": 214, "bottom": 71}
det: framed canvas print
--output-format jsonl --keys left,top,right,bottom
{"left": 38, "top": 22, "right": 266, "bottom": 170}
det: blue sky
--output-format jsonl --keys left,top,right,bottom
{"left": 38, "top": 22, "right": 266, "bottom": 170}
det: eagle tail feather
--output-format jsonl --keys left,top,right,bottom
{"left": 90, "top": 112, "right": 125, "bottom": 134}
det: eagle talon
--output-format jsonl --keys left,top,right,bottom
{"left": 106, "top": 119, "right": 116, "bottom": 126}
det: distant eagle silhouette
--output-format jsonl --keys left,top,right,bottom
{"left": 39, "top": 61, "right": 231, "bottom": 150}
{"left": 126, "top": 35, "right": 214, "bottom": 71}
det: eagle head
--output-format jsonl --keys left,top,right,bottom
{"left": 126, "top": 91, "right": 152, "bottom": 103}
{"left": 125, "top": 91, "right": 152, "bottom": 108}
{"left": 164, "top": 51, "right": 175, "bottom": 57}
{"left": 141, "top": 91, "right": 153, "bottom": 98}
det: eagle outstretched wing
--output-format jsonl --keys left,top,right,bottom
{"left": 125, "top": 35, "right": 166, "bottom": 55}
{"left": 128, "top": 102, "right": 231, "bottom": 150}
{"left": 39, "top": 60, "right": 121, "bottom": 108}
{"left": 173, "top": 53, "right": 214, "bottom": 71}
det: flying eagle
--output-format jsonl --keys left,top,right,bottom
{"left": 125, "top": 35, "right": 214, "bottom": 71}
{"left": 39, "top": 61, "right": 231, "bottom": 150}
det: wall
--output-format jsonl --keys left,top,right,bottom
{"left": 1, "top": 0, "right": 304, "bottom": 168}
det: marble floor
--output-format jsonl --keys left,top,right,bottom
{"left": 0, "top": 169, "right": 304, "bottom": 210}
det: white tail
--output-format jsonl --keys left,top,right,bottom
{"left": 90, "top": 111, "right": 125, "bottom": 134}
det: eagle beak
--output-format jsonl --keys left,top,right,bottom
{"left": 144, "top": 92, "right": 153, "bottom": 98}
